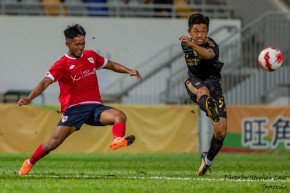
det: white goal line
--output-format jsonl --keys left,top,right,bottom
{"left": 29, "top": 174, "right": 290, "bottom": 183}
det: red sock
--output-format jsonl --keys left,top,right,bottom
{"left": 29, "top": 144, "right": 48, "bottom": 165}
{"left": 112, "top": 122, "right": 126, "bottom": 139}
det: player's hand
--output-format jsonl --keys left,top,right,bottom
{"left": 129, "top": 70, "right": 142, "bottom": 80}
{"left": 179, "top": 35, "right": 196, "bottom": 47}
{"left": 18, "top": 98, "right": 31, "bottom": 106}
{"left": 179, "top": 34, "right": 190, "bottom": 41}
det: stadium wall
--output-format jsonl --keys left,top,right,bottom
{"left": 0, "top": 16, "right": 240, "bottom": 104}
{"left": 0, "top": 104, "right": 198, "bottom": 153}
{"left": 1, "top": 104, "right": 289, "bottom": 154}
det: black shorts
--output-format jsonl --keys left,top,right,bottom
{"left": 57, "top": 104, "right": 112, "bottom": 130}
{"left": 184, "top": 75, "right": 227, "bottom": 118}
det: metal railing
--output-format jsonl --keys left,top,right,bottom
{"left": 0, "top": 1, "right": 234, "bottom": 19}
{"left": 102, "top": 43, "right": 183, "bottom": 103}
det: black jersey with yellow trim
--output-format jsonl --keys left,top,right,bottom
{"left": 181, "top": 37, "right": 224, "bottom": 79}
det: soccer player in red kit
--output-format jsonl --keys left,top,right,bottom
{"left": 18, "top": 24, "right": 142, "bottom": 176}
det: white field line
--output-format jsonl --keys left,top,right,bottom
{"left": 130, "top": 176, "right": 290, "bottom": 183}
{"left": 29, "top": 175, "right": 290, "bottom": 183}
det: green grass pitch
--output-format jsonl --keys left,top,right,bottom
{"left": 0, "top": 152, "right": 289, "bottom": 193}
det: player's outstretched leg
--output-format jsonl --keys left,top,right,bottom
{"left": 18, "top": 144, "right": 48, "bottom": 176}
{"left": 197, "top": 152, "right": 211, "bottom": 176}
{"left": 110, "top": 135, "right": 135, "bottom": 150}
{"left": 18, "top": 159, "right": 33, "bottom": 176}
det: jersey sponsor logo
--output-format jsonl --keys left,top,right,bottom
{"left": 71, "top": 75, "right": 81, "bottom": 82}
{"left": 88, "top": 57, "right": 94, "bottom": 64}
{"left": 70, "top": 68, "right": 96, "bottom": 82}
{"left": 69, "top": 65, "right": 75, "bottom": 69}
{"left": 82, "top": 68, "right": 96, "bottom": 77}
{"left": 62, "top": 116, "right": 68, "bottom": 122}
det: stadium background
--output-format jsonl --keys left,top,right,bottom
{"left": 0, "top": 0, "right": 290, "bottom": 154}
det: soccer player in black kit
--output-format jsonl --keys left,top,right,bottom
{"left": 179, "top": 13, "right": 227, "bottom": 176}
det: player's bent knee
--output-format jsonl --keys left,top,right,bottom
{"left": 120, "top": 111, "right": 127, "bottom": 121}
{"left": 115, "top": 111, "right": 127, "bottom": 123}
{"left": 196, "top": 87, "right": 209, "bottom": 97}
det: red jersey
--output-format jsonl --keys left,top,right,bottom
{"left": 45, "top": 50, "right": 108, "bottom": 113}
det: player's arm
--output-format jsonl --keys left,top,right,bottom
{"left": 18, "top": 77, "right": 53, "bottom": 106}
{"left": 190, "top": 43, "right": 215, "bottom": 60}
{"left": 179, "top": 35, "right": 215, "bottom": 60}
{"left": 104, "top": 60, "right": 142, "bottom": 80}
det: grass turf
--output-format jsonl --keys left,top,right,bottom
{"left": 0, "top": 152, "right": 289, "bottom": 193}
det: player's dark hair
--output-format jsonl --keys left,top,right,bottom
{"left": 64, "top": 24, "right": 86, "bottom": 41}
{"left": 188, "top": 13, "right": 210, "bottom": 28}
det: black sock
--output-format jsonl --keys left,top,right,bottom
{"left": 207, "top": 135, "right": 223, "bottom": 161}
{"left": 199, "top": 95, "right": 208, "bottom": 112}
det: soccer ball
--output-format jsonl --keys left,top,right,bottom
{"left": 258, "top": 46, "right": 283, "bottom": 71}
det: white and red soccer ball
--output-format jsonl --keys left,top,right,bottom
{"left": 258, "top": 46, "right": 283, "bottom": 71}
